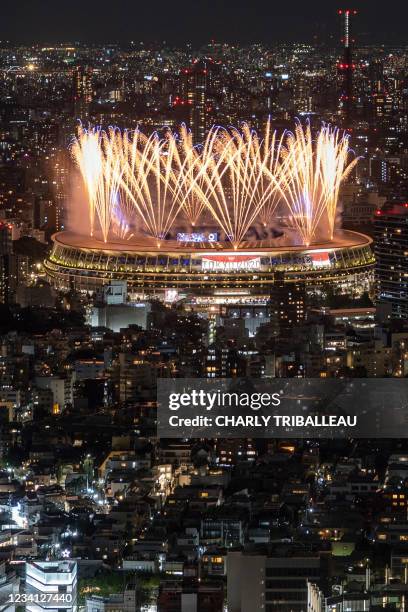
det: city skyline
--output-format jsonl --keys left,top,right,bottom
{"left": 1, "top": 5, "right": 408, "bottom": 610}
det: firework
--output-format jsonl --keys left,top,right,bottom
{"left": 71, "top": 120, "right": 358, "bottom": 248}
{"left": 276, "top": 122, "right": 358, "bottom": 245}
{"left": 71, "top": 126, "right": 104, "bottom": 239}
{"left": 194, "top": 123, "right": 284, "bottom": 247}
{"left": 174, "top": 125, "right": 208, "bottom": 226}
{"left": 119, "top": 129, "right": 185, "bottom": 244}
{"left": 71, "top": 126, "right": 125, "bottom": 242}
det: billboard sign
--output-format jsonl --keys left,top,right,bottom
{"left": 202, "top": 255, "right": 261, "bottom": 271}
{"left": 309, "top": 252, "right": 331, "bottom": 268}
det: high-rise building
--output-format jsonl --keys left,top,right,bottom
{"left": 73, "top": 65, "right": 93, "bottom": 118}
{"left": 25, "top": 560, "right": 77, "bottom": 611}
{"left": 373, "top": 92, "right": 395, "bottom": 123}
{"left": 52, "top": 154, "right": 69, "bottom": 231}
{"left": 338, "top": 9, "right": 358, "bottom": 121}
{"left": 374, "top": 202, "right": 408, "bottom": 319}
{"left": 182, "top": 59, "right": 213, "bottom": 143}
{"left": 0, "top": 222, "right": 14, "bottom": 304}
{"left": 0, "top": 222, "right": 12, "bottom": 255}
{"left": 293, "top": 75, "right": 313, "bottom": 114}
{"left": 369, "top": 58, "right": 385, "bottom": 94}
{"left": 270, "top": 273, "right": 306, "bottom": 337}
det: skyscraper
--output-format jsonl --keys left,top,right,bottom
{"left": 0, "top": 222, "right": 14, "bottom": 304}
{"left": 374, "top": 202, "right": 408, "bottom": 319}
{"left": 293, "top": 75, "right": 313, "bottom": 114}
{"left": 270, "top": 273, "right": 306, "bottom": 338}
{"left": 73, "top": 65, "right": 93, "bottom": 119}
{"left": 338, "top": 9, "right": 358, "bottom": 121}
{"left": 369, "top": 58, "right": 385, "bottom": 94}
{"left": 182, "top": 60, "right": 211, "bottom": 144}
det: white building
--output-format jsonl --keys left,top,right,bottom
{"left": 89, "top": 303, "right": 150, "bottom": 332}
{"left": 25, "top": 561, "right": 77, "bottom": 611}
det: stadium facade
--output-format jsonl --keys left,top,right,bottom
{"left": 45, "top": 229, "right": 374, "bottom": 304}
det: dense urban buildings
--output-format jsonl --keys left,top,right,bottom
{"left": 1, "top": 5, "right": 408, "bottom": 612}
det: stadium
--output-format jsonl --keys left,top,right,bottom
{"left": 44, "top": 122, "right": 375, "bottom": 303}
{"left": 44, "top": 229, "right": 374, "bottom": 303}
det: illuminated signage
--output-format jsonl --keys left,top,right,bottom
{"left": 202, "top": 255, "right": 261, "bottom": 271}
{"left": 310, "top": 252, "right": 331, "bottom": 268}
{"left": 177, "top": 232, "right": 218, "bottom": 243}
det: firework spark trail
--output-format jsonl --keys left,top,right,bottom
{"left": 71, "top": 126, "right": 104, "bottom": 239}
{"left": 319, "top": 125, "right": 359, "bottom": 239}
{"left": 277, "top": 123, "right": 324, "bottom": 245}
{"left": 71, "top": 126, "right": 126, "bottom": 242}
{"left": 276, "top": 122, "right": 358, "bottom": 245}
{"left": 173, "top": 125, "right": 208, "bottom": 226}
{"left": 71, "top": 120, "right": 358, "bottom": 248}
{"left": 118, "top": 129, "right": 199, "bottom": 244}
{"left": 259, "top": 121, "right": 287, "bottom": 227}
{"left": 195, "top": 123, "right": 283, "bottom": 247}
{"left": 99, "top": 128, "right": 125, "bottom": 241}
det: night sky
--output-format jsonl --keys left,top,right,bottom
{"left": 2, "top": 0, "right": 407, "bottom": 45}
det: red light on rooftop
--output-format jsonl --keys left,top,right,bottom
{"left": 375, "top": 210, "right": 382, "bottom": 216}
{"left": 338, "top": 8, "right": 357, "bottom": 16}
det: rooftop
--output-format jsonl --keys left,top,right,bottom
{"left": 53, "top": 229, "right": 372, "bottom": 256}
